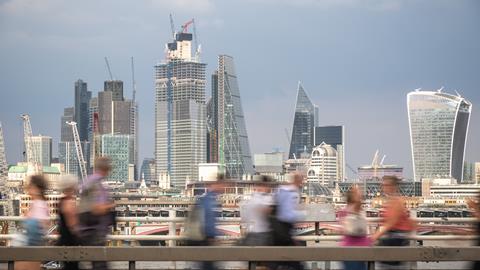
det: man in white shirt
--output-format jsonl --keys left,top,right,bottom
{"left": 241, "top": 175, "right": 273, "bottom": 246}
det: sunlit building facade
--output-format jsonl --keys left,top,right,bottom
{"left": 307, "top": 142, "right": 338, "bottom": 187}
{"left": 407, "top": 90, "right": 472, "bottom": 182}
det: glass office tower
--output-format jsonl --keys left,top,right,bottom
{"left": 209, "top": 55, "right": 253, "bottom": 179}
{"left": 289, "top": 82, "right": 317, "bottom": 159}
{"left": 407, "top": 90, "right": 472, "bottom": 182}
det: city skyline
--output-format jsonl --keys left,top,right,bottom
{"left": 1, "top": 1, "right": 479, "bottom": 179}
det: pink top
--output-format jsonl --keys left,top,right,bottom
{"left": 339, "top": 207, "right": 372, "bottom": 247}
{"left": 27, "top": 200, "right": 49, "bottom": 220}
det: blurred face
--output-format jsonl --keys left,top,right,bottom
{"left": 293, "top": 174, "right": 304, "bottom": 188}
{"left": 382, "top": 180, "right": 396, "bottom": 195}
{"left": 27, "top": 183, "right": 40, "bottom": 198}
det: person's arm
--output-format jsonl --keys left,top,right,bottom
{"left": 467, "top": 199, "right": 480, "bottom": 220}
{"left": 371, "top": 199, "right": 402, "bottom": 241}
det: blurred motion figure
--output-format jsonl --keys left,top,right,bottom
{"left": 57, "top": 175, "right": 80, "bottom": 270}
{"left": 340, "top": 186, "right": 370, "bottom": 270}
{"left": 467, "top": 193, "right": 480, "bottom": 270}
{"left": 78, "top": 157, "right": 115, "bottom": 270}
{"left": 241, "top": 175, "right": 273, "bottom": 246}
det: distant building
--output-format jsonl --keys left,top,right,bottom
{"left": 155, "top": 28, "right": 206, "bottom": 188}
{"left": 104, "top": 80, "right": 124, "bottom": 101}
{"left": 198, "top": 163, "right": 224, "bottom": 182}
{"left": 60, "top": 107, "right": 74, "bottom": 142}
{"left": 74, "top": 79, "right": 91, "bottom": 141}
{"left": 475, "top": 162, "right": 480, "bottom": 184}
{"left": 289, "top": 82, "right": 317, "bottom": 159}
{"left": 284, "top": 158, "right": 309, "bottom": 175}
{"left": 463, "top": 162, "right": 475, "bottom": 183}
{"left": 407, "top": 89, "right": 472, "bottom": 182}
{"left": 358, "top": 165, "right": 403, "bottom": 182}
{"left": 91, "top": 82, "right": 138, "bottom": 177}
{"left": 208, "top": 55, "right": 254, "bottom": 179}
{"left": 101, "top": 134, "right": 133, "bottom": 182}
{"left": 58, "top": 141, "right": 89, "bottom": 178}
{"left": 0, "top": 123, "right": 8, "bottom": 181}
{"left": 314, "top": 126, "right": 345, "bottom": 181}
{"left": 140, "top": 158, "right": 155, "bottom": 186}
{"left": 254, "top": 152, "right": 284, "bottom": 174}
{"left": 307, "top": 142, "right": 338, "bottom": 187}
{"left": 31, "top": 135, "right": 52, "bottom": 167}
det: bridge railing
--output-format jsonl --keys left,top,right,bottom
{"left": 0, "top": 246, "right": 479, "bottom": 270}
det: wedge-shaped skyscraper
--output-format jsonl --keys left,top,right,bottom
{"left": 208, "top": 55, "right": 253, "bottom": 179}
{"left": 289, "top": 82, "right": 318, "bottom": 159}
{"left": 407, "top": 89, "right": 472, "bottom": 182}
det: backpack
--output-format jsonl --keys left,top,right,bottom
{"left": 184, "top": 203, "right": 205, "bottom": 241}
{"left": 78, "top": 181, "right": 103, "bottom": 228}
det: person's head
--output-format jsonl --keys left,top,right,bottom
{"left": 27, "top": 174, "right": 48, "bottom": 200}
{"left": 59, "top": 175, "right": 78, "bottom": 196}
{"left": 95, "top": 156, "right": 112, "bottom": 177}
{"left": 382, "top": 175, "right": 400, "bottom": 195}
{"left": 346, "top": 186, "right": 362, "bottom": 210}
{"left": 291, "top": 172, "right": 305, "bottom": 188}
{"left": 257, "top": 175, "right": 272, "bottom": 193}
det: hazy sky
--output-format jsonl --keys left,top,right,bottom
{"left": 0, "top": 0, "right": 479, "bottom": 179}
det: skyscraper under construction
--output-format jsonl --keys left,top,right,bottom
{"left": 155, "top": 20, "right": 206, "bottom": 188}
{"left": 208, "top": 55, "right": 253, "bottom": 179}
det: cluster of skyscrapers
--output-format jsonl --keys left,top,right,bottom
{"left": 1, "top": 19, "right": 474, "bottom": 192}
{"left": 153, "top": 26, "right": 253, "bottom": 188}
{"left": 59, "top": 77, "right": 138, "bottom": 182}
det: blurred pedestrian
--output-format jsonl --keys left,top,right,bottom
{"left": 371, "top": 176, "right": 416, "bottom": 269}
{"left": 15, "top": 175, "right": 50, "bottom": 270}
{"left": 270, "top": 172, "right": 305, "bottom": 270}
{"left": 186, "top": 174, "right": 224, "bottom": 270}
{"left": 340, "top": 186, "right": 371, "bottom": 270}
{"left": 78, "top": 157, "right": 115, "bottom": 270}
{"left": 467, "top": 193, "right": 480, "bottom": 270}
{"left": 241, "top": 175, "right": 273, "bottom": 246}
{"left": 57, "top": 175, "right": 80, "bottom": 270}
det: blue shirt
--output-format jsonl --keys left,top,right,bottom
{"left": 199, "top": 191, "right": 218, "bottom": 238}
{"left": 276, "top": 185, "right": 304, "bottom": 223}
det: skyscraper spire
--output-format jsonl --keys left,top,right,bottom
{"left": 289, "top": 82, "right": 317, "bottom": 159}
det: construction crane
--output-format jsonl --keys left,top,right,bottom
{"left": 169, "top": 13, "right": 176, "bottom": 39}
{"left": 181, "top": 19, "right": 194, "bottom": 33}
{"left": 104, "top": 57, "right": 114, "bottom": 80}
{"left": 20, "top": 114, "right": 41, "bottom": 175}
{"left": 66, "top": 121, "right": 87, "bottom": 183}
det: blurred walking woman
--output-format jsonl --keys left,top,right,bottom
{"left": 371, "top": 176, "right": 415, "bottom": 269}
{"left": 57, "top": 175, "right": 80, "bottom": 270}
{"left": 340, "top": 186, "right": 371, "bottom": 270}
{"left": 16, "top": 175, "right": 50, "bottom": 270}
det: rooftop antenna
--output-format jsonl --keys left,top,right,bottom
{"left": 437, "top": 86, "right": 444, "bottom": 93}
{"left": 454, "top": 90, "right": 462, "bottom": 97}
{"left": 104, "top": 57, "right": 114, "bottom": 80}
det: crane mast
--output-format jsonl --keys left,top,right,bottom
{"left": 67, "top": 121, "right": 87, "bottom": 183}
{"left": 20, "top": 114, "right": 41, "bottom": 175}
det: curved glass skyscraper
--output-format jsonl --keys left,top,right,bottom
{"left": 407, "top": 90, "right": 472, "bottom": 182}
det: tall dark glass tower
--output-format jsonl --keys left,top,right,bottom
{"left": 289, "top": 82, "right": 317, "bottom": 159}
{"left": 74, "top": 79, "right": 92, "bottom": 141}
{"left": 209, "top": 55, "right": 253, "bottom": 179}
